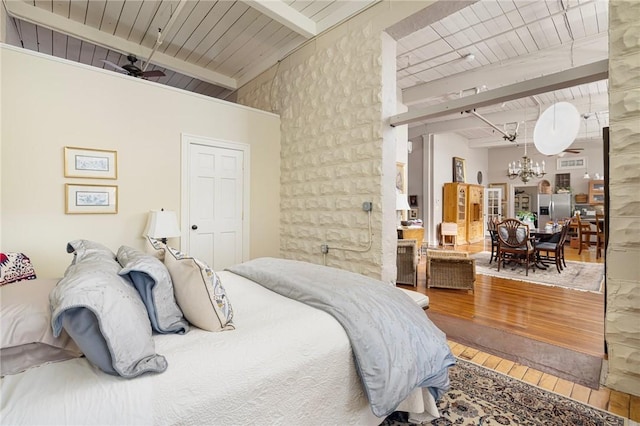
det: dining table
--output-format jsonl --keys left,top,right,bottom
{"left": 530, "top": 225, "right": 563, "bottom": 241}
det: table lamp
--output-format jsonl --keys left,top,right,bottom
{"left": 144, "top": 209, "right": 181, "bottom": 244}
{"left": 396, "top": 193, "right": 411, "bottom": 227}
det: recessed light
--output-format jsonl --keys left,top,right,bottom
{"left": 463, "top": 53, "right": 475, "bottom": 62}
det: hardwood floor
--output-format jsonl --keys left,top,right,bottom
{"left": 418, "top": 239, "right": 605, "bottom": 357}
{"left": 400, "top": 239, "right": 640, "bottom": 422}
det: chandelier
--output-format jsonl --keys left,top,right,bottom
{"left": 506, "top": 123, "right": 546, "bottom": 183}
{"left": 507, "top": 156, "right": 546, "bottom": 183}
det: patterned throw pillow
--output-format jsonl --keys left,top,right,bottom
{"left": 0, "top": 252, "right": 37, "bottom": 286}
{"left": 163, "top": 246, "right": 234, "bottom": 332}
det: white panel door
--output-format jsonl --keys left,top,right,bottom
{"left": 484, "top": 187, "right": 502, "bottom": 235}
{"left": 189, "top": 143, "right": 243, "bottom": 270}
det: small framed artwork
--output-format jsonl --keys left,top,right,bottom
{"left": 453, "top": 157, "right": 466, "bottom": 183}
{"left": 65, "top": 184, "right": 118, "bottom": 214}
{"left": 557, "top": 157, "right": 587, "bottom": 170}
{"left": 409, "top": 208, "right": 419, "bottom": 220}
{"left": 64, "top": 147, "right": 117, "bottom": 179}
{"left": 396, "top": 162, "right": 406, "bottom": 193}
{"left": 409, "top": 195, "right": 418, "bottom": 207}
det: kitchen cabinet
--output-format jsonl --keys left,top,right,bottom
{"left": 589, "top": 180, "right": 604, "bottom": 205}
{"left": 514, "top": 193, "right": 530, "bottom": 211}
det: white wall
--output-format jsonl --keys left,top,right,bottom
{"left": 487, "top": 144, "right": 604, "bottom": 194}
{"left": 426, "top": 132, "right": 489, "bottom": 244}
{"left": 409, "top": 128, "right": 604, "bottom": 240}
{"left": 0, "top": 45, "right": 281, "bottom": 277}
{"left": 487, "top": 141, "right": 604, "bottom": 217}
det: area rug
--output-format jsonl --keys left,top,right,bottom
{"left": 382, "top": 358, "right": 624, "bottom": 426}
{"left": 427, "top": 311, "right": 603, "bottom": 389}
{"left": 471, "top": 251, "right": 604, "bottom": 292}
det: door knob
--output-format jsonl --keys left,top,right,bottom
{"left": 191, "top": 225, "right": 198, "bottom": 230}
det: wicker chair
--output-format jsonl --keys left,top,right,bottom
{"left": 426, "top": 250, "right": 475, "bottom": 292}
{"left": 396, "top": 239, "right": 418, "bottom": 286}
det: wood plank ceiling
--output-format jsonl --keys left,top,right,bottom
{"left": 5, "top": 0, "right": 609, "bottom": 150}
{"left": 6, "top": 0, "right": 377, "bottom": 99}
{"left": 395, "top": 0, "right": 609, "bottom": 149}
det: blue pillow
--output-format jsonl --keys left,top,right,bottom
{"left": 117, "top": 246, "right": 188, "bottom": 335}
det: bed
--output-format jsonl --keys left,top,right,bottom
{"left": 0, "top": 241, "right": 454, "bottom": 425}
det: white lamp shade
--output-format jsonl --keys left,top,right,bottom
{"left": 396, "top": 193, "right": 411, "bottom": 211}
{"left": 533, "top": 102, "right": 580, "bottom": 155}
{"left": 144, "top": 210, "right": 181, "bottom": 239}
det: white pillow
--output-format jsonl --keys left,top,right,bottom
{"left": 163, "top": 246, "right": 234, "bottom": 332}
{"left": 0, "top": 278, "right": 82, "bottom": 375}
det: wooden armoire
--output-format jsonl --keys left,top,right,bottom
{"left": 443, "top": 183, "right": 485, "bottom": 244}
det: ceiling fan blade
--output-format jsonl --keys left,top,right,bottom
{"left": 141, "top": 70, "right": 166, "bottom": 78}
{"left": 564, "top": 148, "right": 584, "bottom": 154}
{"left": 101, "top": 60, "right": 127, "bottom": 73}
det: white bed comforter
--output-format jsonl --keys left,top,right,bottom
{"left": 0, "top": 271, "right": 437, "bottom": 425}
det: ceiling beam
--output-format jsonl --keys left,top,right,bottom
{"left": 386, "top": 0, "right": 478, "bottom": 40}
{"left": 390, "top": 60, "right": 609, "bottom": 127}
{"left": 407, "top": 93, "right": 609, "bottom": 139}
{"left": 242, "top": 0, "right": 317, "bottom": 38}
{"left": 5, "top": 0, "right": 237, "bottom": 90}
{"left": 467, "top": 130, "right": 605, "bottom": 149}
{"left": 402, "top": 33, "right": 608, "bottom": 106}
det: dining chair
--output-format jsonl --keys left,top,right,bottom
{"left": 534, "top": 219, "right": 572, "bottom": 273}
{"left": 558, "top": 218, "right": 573, "bottom": 269}
{"left": 487, "top": 218, "right": 499, "bottom": 264}
{"left": 496, "top": 218, "right": 536, "bottom": 276}
{"left": 576, "top": 213, "right": 597, "bottom": 255}
{"left": 595, "top": 213, "right": 605, "bottom": 259}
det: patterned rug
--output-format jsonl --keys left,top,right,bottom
{"left": 382, "top": 359, "right": 624, "bottom": 426}
{"left": 471, "top": 251, "right": 604, "bottom": 292}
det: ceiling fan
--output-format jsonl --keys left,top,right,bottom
{"left": 554, "top": 147, "right": 584, "bottom": 157}
{"left": 102, "top": 55, "right": 165, "bottom": 79}
{"left": 563, "top": 147, "right": 584, "bottom": 154}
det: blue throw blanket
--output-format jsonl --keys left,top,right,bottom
{"left": 227, "top": 257, "right": 455, "bottom": 417}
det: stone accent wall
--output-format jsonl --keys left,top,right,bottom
{"left": 237, "top": 22, "right": 397, "bottom": 281}
{"left": 606, "top": 0, "right": 640, "bottom": 396}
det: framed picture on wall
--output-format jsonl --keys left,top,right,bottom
{"left": 409, "top": 209, "right": 419, "bottom": 220}
{"left": 64, "top": 147, "right": 118, "bottom": 179}
{"left": 557, "top": 157, "right": 587, "bottom": 170}
{"left": 409, "top": 195, "right": 418, "bottom": 207}
{"left": 396, "top": 162, "right": 406, "bottom": 193}
{"left": 65, "top": 184, "right": 118, "bottom": 214}
{"left": 453, "top": 157, "right": 466, "bottom": 183}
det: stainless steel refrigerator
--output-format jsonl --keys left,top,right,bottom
{"left": 537, "top": 193, "right": 572, "bottom": 224}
